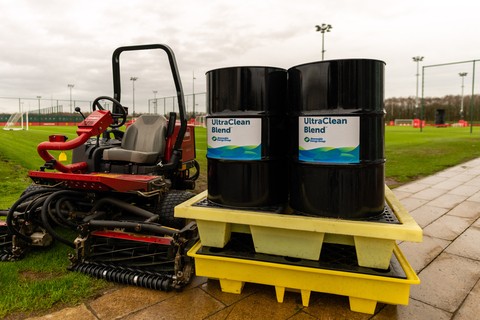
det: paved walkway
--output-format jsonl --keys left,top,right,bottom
{"left": 27, "top": 158, "right": 480, "bottom": 320}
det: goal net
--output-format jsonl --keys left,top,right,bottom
{"left": 394, "top": 119, "right": 414, "bottom": 126}
{"left": 3, "top": 112, "right": 25, "bottom": 131}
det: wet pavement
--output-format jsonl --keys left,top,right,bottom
{"left": 26, "top": 158, "right": 480, "bottom": 320}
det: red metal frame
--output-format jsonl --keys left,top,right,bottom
{"left": 28, "top": 171, "right": 162, "bottom": 192}
{"left": 165, "top": 123, "right": 196, "bottom": 163}
{"left": 91, "top": 230, "right": 172, "bottom": 245}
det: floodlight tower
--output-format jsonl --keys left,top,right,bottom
{"left": 36, "top": 96, "right": 42, "bottom": 117}
{"left": 130, "top": 76, "right": 138, "bottom": 117}
{"left": 192, "top": 71, "right": 196, "bottom": 118}
{"left": 315, "top": 24, "right": 332, "bottom": 61}
{"left": 153, "top": 90, "right": 158, "bottom": 114}
{"left": 67, "top": 84, "right": 74, "bottom": 113}
{"left": 459, "top": 72, "right": 468, "bottom": 120}
{"left": 412, "top": 56, "right": 424, "bottom": 118}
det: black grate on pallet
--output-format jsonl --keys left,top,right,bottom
{"left": 193, "top": 198, "right": 400, "bottom": 224}
{"left": 198, "top": 233, "right": 407, "bottom": 280}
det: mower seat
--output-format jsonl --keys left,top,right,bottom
{"left": 103, "top": 114, "right": 167, "bottom": 164}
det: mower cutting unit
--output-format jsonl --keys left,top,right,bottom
{"left": 0, "top": 44, "right": 199, "bottom": 291}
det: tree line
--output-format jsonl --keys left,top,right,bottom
{"left": 385, "top": 95, "right": 480, "bottom": 123}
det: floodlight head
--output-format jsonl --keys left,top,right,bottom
{"left": 316, "top": 23, "right": 332, "bottom": 33}
{"left": 459, "top": 72, "right": 468, "bottom": 77}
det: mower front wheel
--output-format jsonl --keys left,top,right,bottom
{"left": 157, "top": 190, "right": 194, "bottom": 229}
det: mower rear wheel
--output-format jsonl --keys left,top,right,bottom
{"left": 157, "top": 190, "right": 194, "bottom": 229}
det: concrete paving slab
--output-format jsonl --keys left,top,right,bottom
{"left": 399, "top": 235, "right": 450, "bottom": 273}
{"left": 415, "top": 175, "right": 448, "bottom": 186}
{"left": 422, "top": 215, "right": 473, "bottom": 241}
{"left": 464, "top": 177, "right": 480, "bottom": 187}
{"left": 124, "top": 287, "right": 225, "bottom": 320}
{"left": 410, "top": 187, "right": 445, "bottom": 201}
{"left": 26, "top": 304, "right": 96, "bottom": 320}
{"left": 200, "top": 279, "right": 259, "bottom": 306}
{"left": 409, "top": 205, "right": 449, "bottom": 228}
{"left": 463, "top": 158, "right": 480, "bottom": 167}
{"left": 445, "top": 225, "right": 480, "bottom": 260}
{"left": 288, "top": 311, "right": 319, "bottom": 320}
{"left": 394, "top": 183, "right": 430, "bottom": 194}
{"left": 467, "top": 191, "right": 480, "bottom": 203}
{"left": 447, "top": 201, "right": 480, "bottom": 219}
{"left": 474, "top": 218, "right": 480, "bottom": 228}
{"left": 431, "top": 179, "right": 465, "bottom": 191}
{"left": 453, "top": 279, "right": 480, "bottom": 320}
{"left": 203, "top": 286, "right": 302, "bottom": 320}
{"left": 88, "top": 286, "right": 174, "bottom": 320}
{"left": 391, "top": 189, "right": 413, "bottom": 200}
{"left": 371, "top": 298, "right": 452, "bottom": 320}
{"left": 303, "top": 293, "right": 373, "bottom": 320}
{"left": 426, "top": 194, "right": 468, "bottom": 209}
{"left": 449, "top": 174, "right": 475, "bottom": 183}
{"left": 435, "top": 169, "right": 465, "bottom": 178}
{"left": 410, "top": 252, "right": 480, "bottom": 313}
{"left": 447, "top": 185, "right": 480, "bottom": 197}
{"left": 397, "top": 197, "right": 429, "bottom": 212}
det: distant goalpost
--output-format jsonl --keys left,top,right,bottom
{"left": 394, "top": 119, "right": 414, "bottom": 126}
{"left": 421, "top": 59, "right": 479, "bottom": 133}
{"left": 3, "top": 112, "right": 28, "bottom": 131}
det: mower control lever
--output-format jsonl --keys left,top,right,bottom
{"left": 75, "top": 107, "right": 86, "bottom": 120}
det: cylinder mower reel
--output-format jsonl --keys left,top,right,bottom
{"left": 0, "top": 44, "right": 200, "bottom": 292}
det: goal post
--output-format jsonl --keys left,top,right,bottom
{"left": 3, "top": 112, "right": 28, "bottom": 131}
{"left": 394, "top": 119, "right": 414, "bottom": 126}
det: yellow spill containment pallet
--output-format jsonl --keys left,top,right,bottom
{"left": 188, "top": 241, "right": 420, "bottom": 314}
{"left": 175, "top": 186, "right": 422, "bottom": 269}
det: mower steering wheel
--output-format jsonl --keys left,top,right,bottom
{"left": 92, "top": 96, "right": 127, "bottom": 128}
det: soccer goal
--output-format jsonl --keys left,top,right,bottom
{"left": 3, "top": 112, "right": 27, "bottom": 131}
{"left": 394, "top": 119, "right": 414, "bottom": 126}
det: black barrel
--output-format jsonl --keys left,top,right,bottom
{"left": 288, "top": 59, "right": 385, "bottom": 218}
{"left": 206, "top": 66, "right": 288, "bottom": 208}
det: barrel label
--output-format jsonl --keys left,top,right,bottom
{"left": 207, "top": 117, "right": 261, "bottom": 160}
{"left": 299, "top": 116, "right": 360, "bottom": 163}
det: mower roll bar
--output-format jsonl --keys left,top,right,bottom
{"left": 112, "top": 44, "right": 187, "bottom": 171}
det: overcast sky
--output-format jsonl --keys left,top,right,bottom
{"left": 1, "top": 0, "right": 479, "bottom": 114}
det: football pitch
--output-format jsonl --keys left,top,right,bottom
{"left": 0, "top": 125, "right": 479, "bottom": 207}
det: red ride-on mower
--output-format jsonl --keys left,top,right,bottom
{"left": 0, "top": 44, "right": 200, "bottom": 291}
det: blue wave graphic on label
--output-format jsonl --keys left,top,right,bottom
{"left": 299, "top": 146, "right": 360, "bottom": 163}
{"left": 208, "top": 145, "right": 261, "bottom": 160}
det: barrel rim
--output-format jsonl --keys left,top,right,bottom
{"left": 288, "top": 58, "right": 386, "bottom": 71}
{"left": 206, "top": 65, "right": 287, "bottom": 75}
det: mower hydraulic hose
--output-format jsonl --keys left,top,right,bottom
{"left": 88, "top": 220, "right": 178, "bottom": 236}
{"left": 54, "top": 197, "right": 78, "bottom": 229}
{"left": 41, "top": 190, "right": 85, "bottom": 248}
{"left": 87, "top": 198, "right": 159, "bottom": 223}
{"left": 7, "top": 188, "right": 58, "bottom": 243}
{"left": 37, "top": 132, "right": 90, "bottom": 173}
